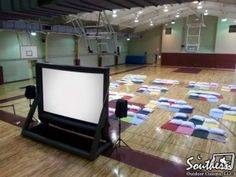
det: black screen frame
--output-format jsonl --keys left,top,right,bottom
{"left": 36, "top": 63, "right": 109, "bottom": 131}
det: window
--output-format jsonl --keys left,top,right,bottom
{"left": 229, "top": 25, "right": 236, "bottom": 33}
{"left": 165, "top": 28, "right": 172, "bottom": 35}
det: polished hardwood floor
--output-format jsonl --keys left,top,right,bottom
{"left": 0, "top": 64, "right": 236, "bottom": 177}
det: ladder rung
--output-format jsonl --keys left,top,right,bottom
{"left": 187, "top": 44, "right": 198, "bottom": 47}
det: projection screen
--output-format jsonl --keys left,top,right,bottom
{"left": 42, "top": 68, "right": 104, "bottom": 124}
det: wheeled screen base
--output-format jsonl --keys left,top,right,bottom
{"left": 22, "top": 98, "right": 112, "bottom": 161}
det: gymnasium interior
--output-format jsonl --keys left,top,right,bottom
{"left": 0, "top": 0, "right": 236, "bottom": 177}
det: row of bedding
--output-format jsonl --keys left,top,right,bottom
{"left": 161, "top": 114, "right": 228, "bottom": 142}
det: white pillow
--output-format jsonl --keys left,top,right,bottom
{"left": 204, "top": 118, "right": 219, "bottom": 124}
{"left": 158, "top": 102, "right": 170, "bottom": 107}
{"left": 136, "top": 113, "right": 147, "bottom": 119}
{"left": 195, "top": 125, "right": 210, "bottom": 132}
{"left": 224, "top": 111, "right": 236, "bottom": 116}
{"left": 219, "top": 104, "right": 231, "bottom": 110}
{"left": 200, "top": 94, "right": 216, "bottom": 99}
{"left": 129, "top": 105, "right": 141, "bottom": 111}
{"left": 174, "top": 113, "right": 188, "bottom": 118}
{"left": 229, "top": 85, "right": 236, "bottom": 89}
{"left": 170, "top": 104, "right": 182, "bottom": 109}
{"left": 138, "top": 88, "right": 146, "bottom": 91}
{"left": 176, "top": 100, "right": 187, "bottom": 105}
{"left": 124, "top": 93, "right": 135, "bottom": 97}
{"left": 230, "top": 107, "right": 236, "bottom": 111}
{"left": 210, "top": 108, "right": 224, "bottom": 114}
{"left": 127, "top": 111, "right": 136, "bottom": 116}
{"left": 191, "top": 115, "right": 205, "bottom": 121}
{"left": 142, "top": 108, "right": 154, "bottom": 113}
{"left": 109, "top": 108, "right": 115, "bottom": 113}
{"left": 159, "top": 97, "right": 168, "bottom": 102}
{"left": 142, "top": 85, "right": 148, "bottom": 88}
{"left": 182, "top": 105, "right": 193, "bottom": 109}
{"left": 190, "top": 93, "right": 199, "bottom": 97}
{"left": 209, "top": 128, "right": 228, "bottom": 137}
{"left": 181, "top": 121, "right": 195, "bottom": 129}
{"left": 162, "top": 88, "right": 169, "bottom": 91}
{"left": 109, "top": 91, "right": 118, "bottom": 95}
{"left": 170, "top": 119, "right": 183, "bottom": 125}
{"left": 169, "top": 99, "right": 177, "bottom": 103}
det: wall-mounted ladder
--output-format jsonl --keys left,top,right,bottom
{"left": 66, "top": 11, "right": 118, "bottom": 55}
{"left": 185, "top": 15, "right": 204, "bottom": 52}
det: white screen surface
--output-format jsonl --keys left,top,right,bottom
{"left": 42, "top": 68, "right": 104, "bottom": 124}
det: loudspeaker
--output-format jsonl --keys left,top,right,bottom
{"left": 25, "top": 85, "right": 36, "bottom": 99}
{"left": 115, "top": 99, "right": 128, "bottom": 118}
{"left": 117, "top": 46, "right": 120, "bottom": 55}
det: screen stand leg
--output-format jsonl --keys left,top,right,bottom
{"left": 22, "top": 97, "right": 38, "bottom": 131}
{"left": 110, "top": 117, "right": 131, "bottom": 156}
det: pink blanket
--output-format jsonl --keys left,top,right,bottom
{"left": 176, "top": 126, "right": 194, "bottom": 135}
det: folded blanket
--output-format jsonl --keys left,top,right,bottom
{"left": 161, "top": 122, "right": 180, "bottom": 131}
{"left": 192, "top": 130, "right": 209, "bottom": 139}
{"left": 209, "top": 108, "right": 224, "bottom": 119}
{"left": 209, "top": 128, "right": 228, "bottom": 137}
{"left": 207, "top": 133, "right": 227, "bottom": 143}
{"left": 223, "top": 114, "right": 236, "bottom": 122}
{"left": 129, "top": 117, "right": 145, "bottom": 125}
{"left": 203, "top": 122, "right": 219, "bottom": 128}
{"left": 176, "top": 126, "right": 194, "bottom": 135}
{"left": 189, "top": 118, "right": 204, "bottom": 125}
{"left": 192, "top": 125, "right": 210, "bottom": 139}
{"left": 136, "top": 113, "right": 148, "bottom": 119}
{"left": 137, "top": 110, "right": 151, "bottom": 115}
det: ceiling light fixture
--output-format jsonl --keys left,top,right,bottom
{"left": 197, "top": 5, "right": 203, "bottom": 9}
{"left": 171, "top": 20, "right": 176, "bottom": 25}
{"left": 204, "top": 10, "right": 208, "bottom": 16}
{"left": 30, "top": 32, "right": 37, "bottom": 36}
{"left": 221, "top": 17, "right": 228, "bottom": 22}
{"left": 138, "top": 10, "right": 143, "bottom": 14}
{"left": 112, "top": 10, "right": 117, "bottom": 18}
{"left": 150, "top": 20, "right": 154, "bottom": 26}
{"left": 193, "top": 1, "right": 199, "bottom": 4}
{"left": 176, "top": 13, "right": 180, "bottom": 18}
{"left": 134, "top": 18, "right": 139, "bottom": 23}
{"left": 126, "top": 38, "right": 130, "bottom": 41}
{"left": 197, "top": 1, "right": 203, "bottom": 9}
{"left": 163, "top": 5, "right": 169, "bottom": 12}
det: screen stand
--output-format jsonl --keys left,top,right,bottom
{"left": 21, "top": 96, "right": 112, "bottom": 161}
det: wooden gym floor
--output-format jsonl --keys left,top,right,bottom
{"left": 0, "top": 64, "right": 236, "bottom": 177}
